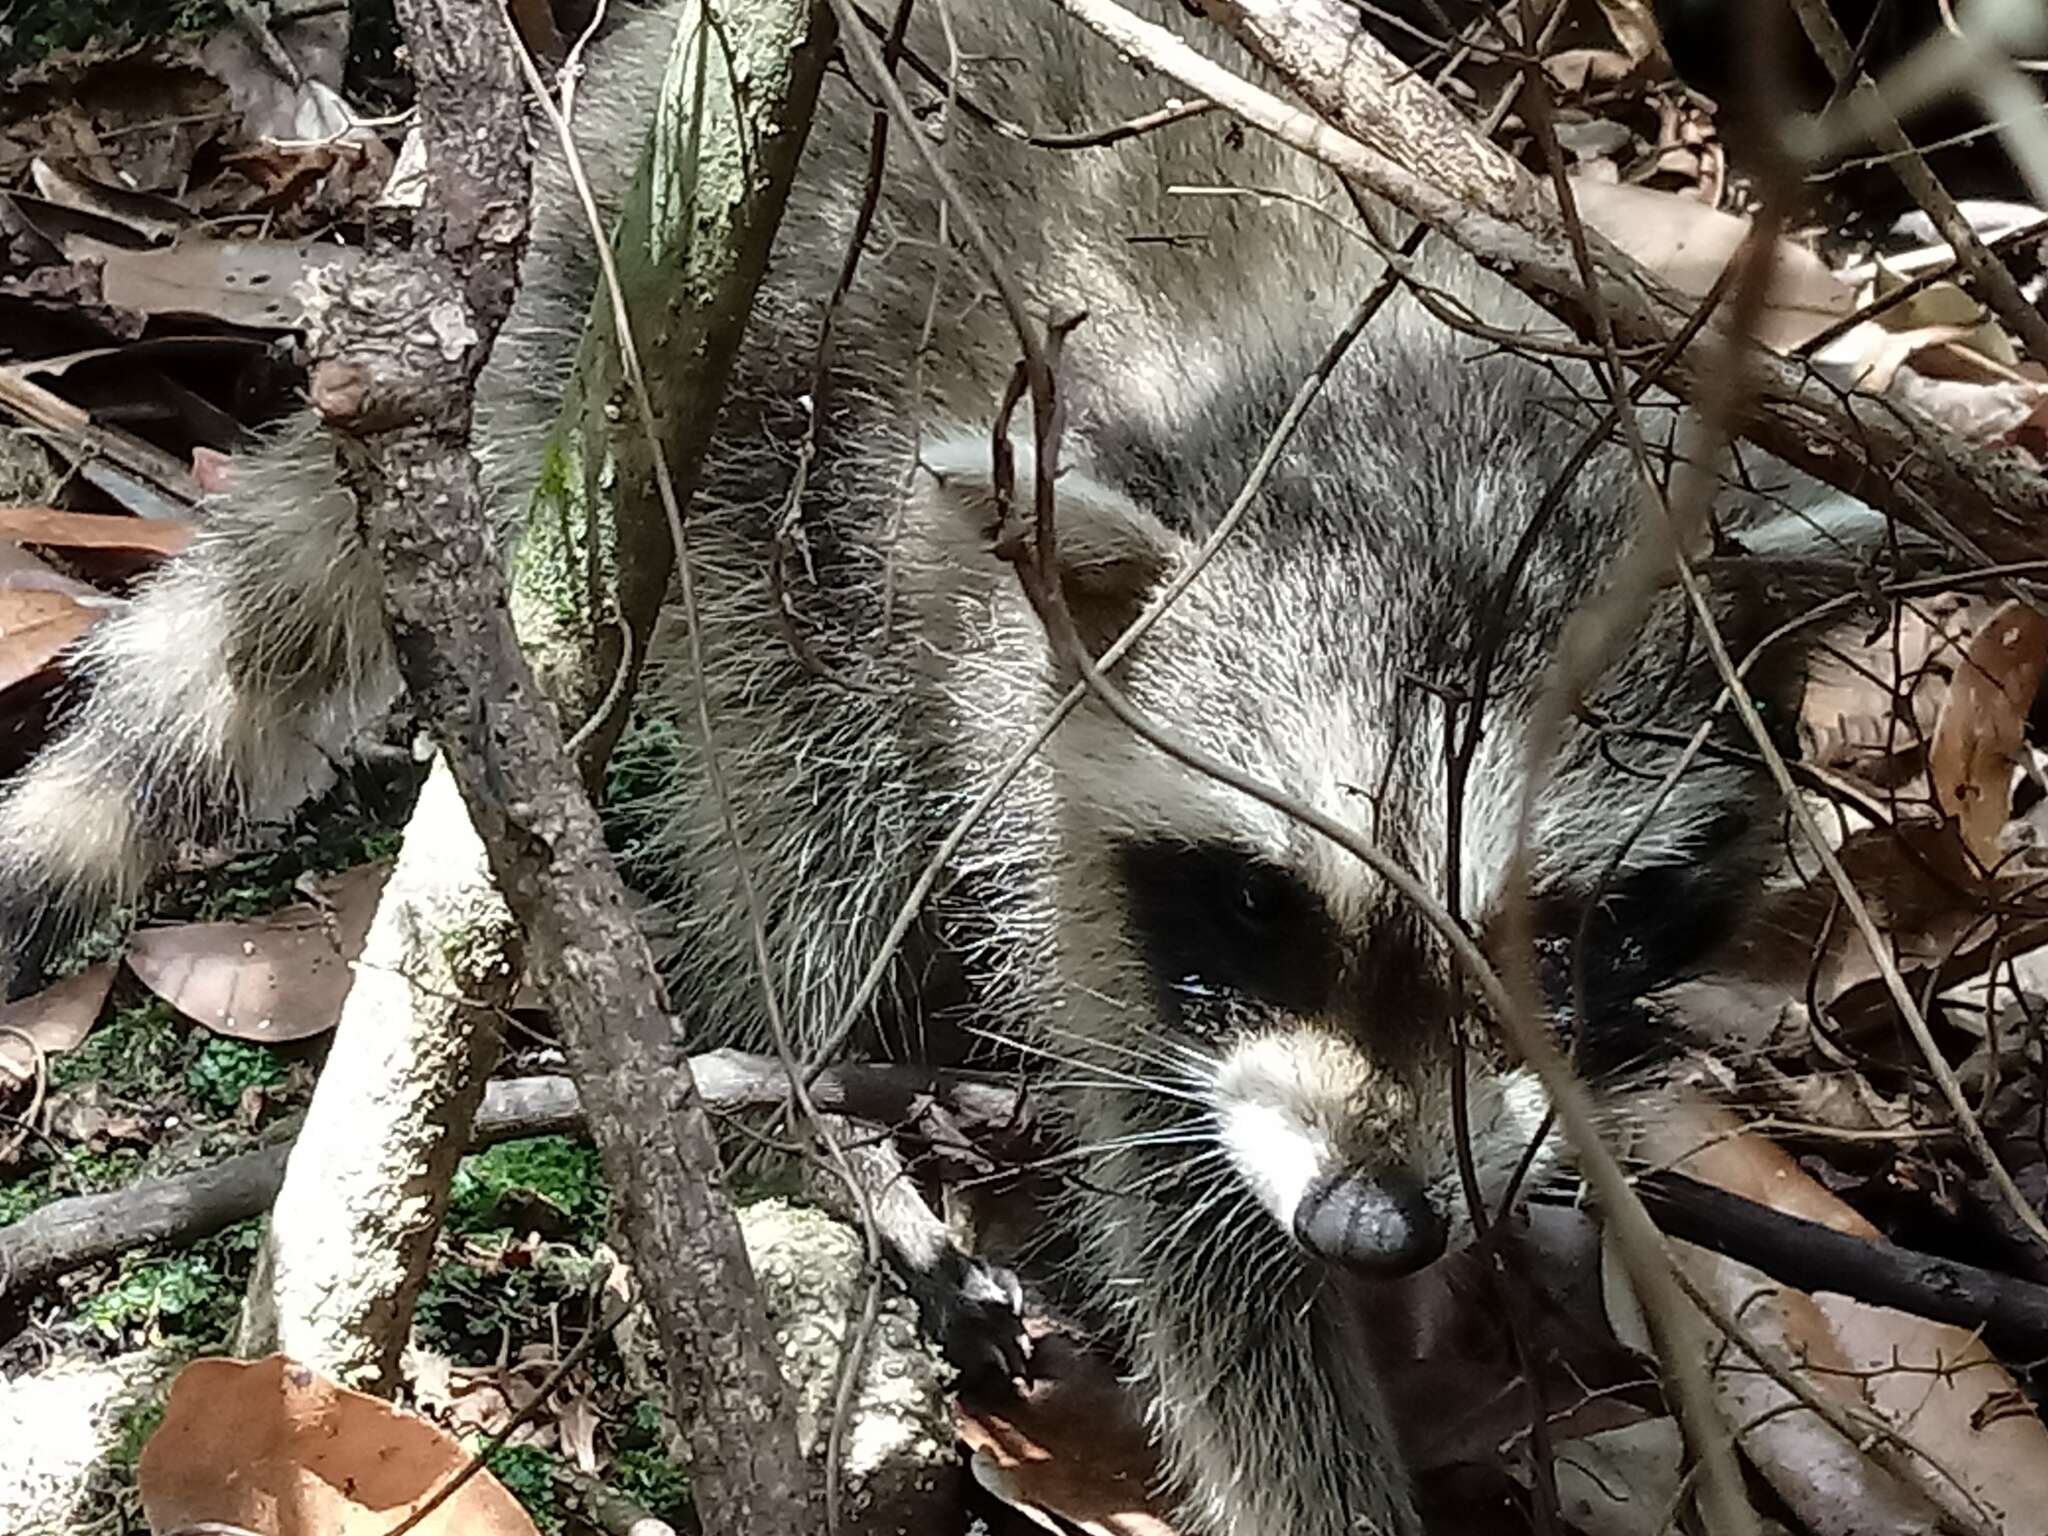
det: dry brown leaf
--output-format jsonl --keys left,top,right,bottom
{"left": 557, "top": 1394, "right": 601, "bottom": 1475}
{"left": 958, "top": 1321, "right": 1178, "bottom": 1536}
{"left": 30, "top": 155, "right": 193, "bottom": 242}
{"left": 45, "top": 1089, "right": 153, "bottom": 1150}
{"left": 73, "top": 234, "right": 358, "bottom": 329}
{"left": 1898, "top": 372, "right": 2048, "bottom": 453}
{"left": 1544, "top": 46, "right": 1641, "bottom": 93}
{"left": 139, "top": 1354, "right": 537, "bottom": 1536}
{"left": 1873, "top": 269, "right": 2017, "bottom": 369}
{"left": 0, "top": 527, "right": 108, "bottom": 595}
{"left": 1929, "top": 598, "right": 2048, "bottom": 867}
{"left": 0, "top": 504, "right": 194, "bottom": 558}
{"left": 0, "top": 586, "right": 102, "bottom": 695}
{"left": 0, "top": 960, "right": 115, "bottom": 1088}
{"left": 1798, "top": 596, "right": 1984, "bottom": 772}
{"left": 1590, "top": 0, "right": 1666, "bottom": 63}
{"left": 1569, "top": 180, "right": 1855, "bottom": 349}
{"left": 1554, "top": 1419, "right": 1685, "bottom": 1536}
{"left": 124, "top": 861, "right": 392, "bottom": 1040}
{"left": 1636, "top": 1102, "right": 2048, "bottom": 1535}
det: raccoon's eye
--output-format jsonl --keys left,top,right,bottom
{"left": 1529, "top": 858, "right": 1737, "bottom": 1070}
{"left": 1118, "top": 838, "right": 1335, "bottom": 1017}
{"left": 1232, "top": 866, "right": 1292, "bottom": 928}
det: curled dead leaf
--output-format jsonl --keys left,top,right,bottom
{"left": 957, "top": 1321, "right": 1178, "bottom": 1535}
{"left": 1632, "top": 1101, "right": 2048, "bottom": 1535}
{"left": 139, "top": 1353, "right": 537, "bottom": 1536}
{"left": 1568, "top": 180, "right": 1856, "bottom": 350}
{"left": 0, "top": 504, "right": 194, "bottom": 559}
{"left": 0, "top": 586, "right": 103, "bottom": 696}
{"left": 1929, "top": 598, "right": 2048, "bottom": 868}
{"left": 0, "top": 960, "right": 115, "bottom": 1089}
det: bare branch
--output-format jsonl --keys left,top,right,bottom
{"left": 1050, "top": 0, "right": 2048, "bottom": 567}
{"left": 300, "top": 0, "right": 833, "bottom": 1525}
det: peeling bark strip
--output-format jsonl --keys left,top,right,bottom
{"left": 299, "top": 0, "right": 831, "bottom": 1527}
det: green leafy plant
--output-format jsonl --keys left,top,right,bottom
{"left": 485, "top": 1444, "right": 565, "bottom": 1536}
{"left": 0, "top": 0, "right": 227, "bottom": 73}
{"left": 80, "top": 1221, "right": 259, "bottom": 1349}
{"left": 185, "top": 1035, "right": 287, "bottom": 1116}
{"left": 50, "top": 999, "right": 185, "bottom": 1096}
{"left": 448, "top": 1136, "right": 608, "bottom": 1247}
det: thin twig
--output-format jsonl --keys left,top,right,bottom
{"left": 385, "top": 1285, "right": 638, "bottom": 1536}
{"left": 1782, "top": 0, "right": 2048, "bottom": 366}
{"left": 1665, "top": 541, "right": 2048, "bottom": 1254}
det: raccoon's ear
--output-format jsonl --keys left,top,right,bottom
{"left": 920, "top": 431, "right": 1186, "bottom": 655}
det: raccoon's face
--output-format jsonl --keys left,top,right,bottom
{"left": 921, "top": 380, "right": 1769, "bottom": 1279}
{"left": 1107, "top": 835, "right": 1551, "bottom": 1272}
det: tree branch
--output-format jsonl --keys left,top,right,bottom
{"left": 299, "top": 0, "right": 828, "bottom": 1526}
{"left": 1051, "top": 0, "right": 2048, "bottom": 567}
{"left": 0, "top": 1060, "right": 1044, "bottom": 1310}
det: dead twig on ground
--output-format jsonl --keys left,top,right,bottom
{"left": 0, "top": 1060, "right": 1041, "bottom": 1311}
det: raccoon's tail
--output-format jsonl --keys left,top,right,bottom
{"left": 0, "top": 420, "right": 401, "bottom": 988}
{"left": 0, "top": 7, "right": 681, "bottom": 992}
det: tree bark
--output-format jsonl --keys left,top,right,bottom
{"left": 298, "top": 0, "right": 831, "bottom": 1526}
{"left": 235, "top": 758, "right": 518, "bottom": 1391}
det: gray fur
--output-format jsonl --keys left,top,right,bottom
{"left": 0, "top": 4, "right": 1888, "bottom": 1532}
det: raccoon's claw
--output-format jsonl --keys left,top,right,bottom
{"left": 919, "top": 1255, "right": 1031, "bottom": 1390}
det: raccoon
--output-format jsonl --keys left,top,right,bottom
{"left": 0, "top": 2, "right": 1889, "bottom": 1530}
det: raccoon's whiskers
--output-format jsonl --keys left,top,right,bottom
{"left": 983, "top": 1034, "right": 1212, "bottom": 1104}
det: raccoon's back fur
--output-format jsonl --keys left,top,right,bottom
{"left": 0, "top": 4, "right": 1886, "bottom": 1532}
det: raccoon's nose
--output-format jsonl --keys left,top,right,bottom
{"left": 1292, "top": 1166, "right": 1447, "bottom": 1275}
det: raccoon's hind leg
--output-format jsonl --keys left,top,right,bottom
{"left": 0, "top": 417, "right": 400, "bottom": 992}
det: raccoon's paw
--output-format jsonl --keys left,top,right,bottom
{"left": 914, "top": 1253, "right": 1031, "bottom": 1390}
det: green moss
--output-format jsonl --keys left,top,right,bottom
{"left": 0, "top": 1140, "right": 146, "bottom": 1226}
{"left": 50, "top": 999, "right": 186, "bottom": 1096}
{"left": 448, "top": 1136, "right": 608, "bottom": 1247}
{"left": 184, "top": 1036, "right": 288, "bottom": 1117}
{"left": 80, "top": 1220, "right": 260, "bottom": 1350}
{"left": 184, "top": 820, "right": 400, "bottom": 923}
{"left": 484, "top": 1444, "right": 566, "bottom": 1536}
{"left": 416, "top": 1247, "right": 598, "bottom": 1359}
{"left": 611, "top": 1445, "right": 690, "bottom": 1523}
{"left": 0, "top": 0, "right": 227, "bottom": 73}
{"left": 108, "top": 1394, "right": 168, "bottom": 1472}
{"left": 511, "top": 436, "right": 604, "bottom": 635}
{"left": 0, "top": 1174, "right": 47, "bottom": 1225}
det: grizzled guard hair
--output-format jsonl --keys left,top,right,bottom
{"left": 0, "top": 3, "right": 1897, "bottom": 1531}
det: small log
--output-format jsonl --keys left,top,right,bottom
{"left": 0, "top": 1057, "right": 1037, "bottom": 1310}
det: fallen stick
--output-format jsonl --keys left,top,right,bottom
{"left": 0, "top": 1055, "right": 1039, "bottom": 1310}
{"left": 1638, "top": 1170, "right": 2048, "bottom": 1357}
{"left": 14, "top": 1061, "right": 2037, "bottom": 1361}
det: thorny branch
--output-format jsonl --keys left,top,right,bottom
{"left": 303, "top": 0, "right": 821, "bottom": 1527}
